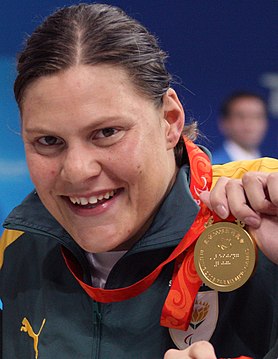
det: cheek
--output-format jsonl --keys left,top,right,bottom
{"left": 257, "top": 121, "right": 267, "bottom": 133}
{"left": 107, "top": 156, "right": 143, "bottom": 188}
{"left": 26, "top": 154, "right": 58, "bottom": 188}
{"left": 106, "top": 138, "right": 147, "bottom": 177}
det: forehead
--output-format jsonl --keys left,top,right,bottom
{"left": 20, "top": 64, "right": 160, "bottom": 133}
{"left": 229, "top": 97, "right": 266, "bottom": 113}
{"left": 21, "top": 64, "right": 153, "bottom": 120}
{"left": 22, "top": 65, "right": 133, "bottom": 104}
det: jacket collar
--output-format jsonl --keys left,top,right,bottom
{"left": 3, "top": 165, "right": 199, "bottom": 253}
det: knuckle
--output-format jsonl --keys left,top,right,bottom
{"left": 190, "top": 341, "right": 215, "bottom": 358}
{"left": 242, "top": 171, "right": 259, "bottom": 185}
{"left": 163, "top": 349, "right": 178, "bottom": 358}
{"left": 254, "top": 201, "right": 268, "bottom": 212}
{"left": 230, "top": 205, "right": 250, "bottom": 220}
{"left": 225, "top": 178, "right": 241, "bottom": 190}
{"left": 195, "top": 340, "right": 211, "bottom": 346}
{"left": 267, "top": 172, "right": 278, "bottom": 182}
{"left": 214, "top": 176, "right": 229, "bottom": 186}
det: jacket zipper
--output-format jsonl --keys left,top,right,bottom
{"left": 92, "top": 301, "right": 101, "bottom": 359}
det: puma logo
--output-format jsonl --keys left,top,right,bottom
{"left": 20, "top": 317, "right": 46, "bottom": 359}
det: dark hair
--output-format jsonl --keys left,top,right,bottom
{"left": 220, "top": 91, "right": 267, "bottom": 119}
{"left": 14, "top": 3, "right": 196, "bottom": 166}
{"left": 15, "top": 3, "right": 171, "bottom": 107}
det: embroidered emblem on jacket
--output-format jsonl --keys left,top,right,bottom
{"left": 20, "top": 317, "right": 46, "bottom": 359}
{"left": 169, "top": 290, "right": 218, "bottom": 349}
{"left": 189, "top": 300, "right": 210, "bottom": 330}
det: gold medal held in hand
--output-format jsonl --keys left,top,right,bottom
{"left": 194, "top": 217, "right": 257, "bottom": 292}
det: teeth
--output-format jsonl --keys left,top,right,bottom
{"left": 69, "top": 190, "right": 116, "bottom": 206}
{"left": 88, "top": 196, "right": 97, "bottom": 204}
{"left": 80, "top": 198, "right": 88, "bottom": 205}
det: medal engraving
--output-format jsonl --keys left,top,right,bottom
{"left": 194, "top": 219, "right": 257, "bottom": 292}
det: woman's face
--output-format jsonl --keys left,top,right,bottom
{"left": 21, "top": 65, "right": 183, "bottom": 252}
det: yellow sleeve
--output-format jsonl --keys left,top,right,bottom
{"left": 212, "top": 157, "right": 278, "bottom": 189}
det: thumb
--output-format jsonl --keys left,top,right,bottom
{"left": 199, "top": 191, "right": 212, "bottom": 210}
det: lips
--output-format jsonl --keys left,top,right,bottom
{"left": 68, "top": 189, "right": 117, "bottom": 206}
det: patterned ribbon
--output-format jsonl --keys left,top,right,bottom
{"left": 62, "top": 137, "right": 215, "bottom": 330}
{"left": 160, "top": 139, "right": 211, "bottom": 330}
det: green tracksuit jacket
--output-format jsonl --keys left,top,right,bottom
{"left": 1, "top": 164, "right": 278, "bottom": 359}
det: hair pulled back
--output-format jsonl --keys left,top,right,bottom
{"left": 15, "top": 3, "right": 197, "bottom": 166}
{"left": 14, "top": 3, "right": 171, "bottom": 108}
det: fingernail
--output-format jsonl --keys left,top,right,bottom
{"left": 244, "top": 216, "right": 261, "bottom": 228}
{"left": 216, "top": 204, "right": 229, "bottom": 219}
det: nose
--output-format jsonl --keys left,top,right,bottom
{"left": 60, "top": 145, "right": 102, "bottom": 184}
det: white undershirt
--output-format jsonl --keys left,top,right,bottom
{"left": 223, "top": 140, "right": 261, "bottom": 162}
{"left": 86, "top": 251, "right": 127, "bottom": 288}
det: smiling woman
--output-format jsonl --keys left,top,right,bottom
{"left": 21, "top": 64, "right": 184, "bottom": 252}
{"left": 1, "top": 3, "right": 278, "bottom": 359}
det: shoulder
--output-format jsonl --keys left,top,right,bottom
{"left": 0, "top": 229, "right": 25, "bottom": 270}
{"left": 0, "top": 229, "right": 60, "bottom": 270}
{"left": 212, "top": 157, "right": 278, "bottom": 187}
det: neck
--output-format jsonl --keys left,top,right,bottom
{"left": 113, "top": 165, "right": 179, "bottom": 251}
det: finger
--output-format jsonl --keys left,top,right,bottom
{"left": 266, "top": 172, "right": 278, "bottom": 206}
{"left": 199, "top": 191, "right": 213, "bottom": 211}
{"left": 204, "top": 176, "right": 259, "bottom": 223}
{"left": 164, "top": 341, "right": 216, "bottom": 359}
{"left": 164, "top": 348, "right": 184, "bottom": 359}
{"left": 242, "top": 172, "right": 278, "bottom": 215}
{"left": 225, "top": 179, "right": 261, "bottom": 228}
{"left": 187, "top": 341, "right": 216, "bottom": 358}
{"left": 248, "top": 215, "right": 278, "bottom": 264}
{"left": 202, "top": 177, "right": 230, "bottom": 219}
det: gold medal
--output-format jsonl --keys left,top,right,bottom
{"left": 194, "top": 218, "right": 257, "bottom": 292}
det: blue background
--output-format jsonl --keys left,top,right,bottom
{"left": 0, "top": 0, "right": 277, "bottom": 232}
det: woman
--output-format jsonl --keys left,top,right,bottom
{"left": 1, "top": 4, "right": 278, "bottom": 359}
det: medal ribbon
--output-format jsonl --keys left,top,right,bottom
{"left": 62, "top": 137, "right": 213, "bottom": 330}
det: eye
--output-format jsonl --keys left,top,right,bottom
{"left": 37, "top": 136, "right": 64, "bottom": 146}
{"left": 96, "top": 128, "right": 119, "bottom": 138}
{"left": 91, "top": 127, "right": 125, "bottom": 147}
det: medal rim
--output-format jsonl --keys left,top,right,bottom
{"left": 194, "top": 221, "right": 257, "bottom": 292}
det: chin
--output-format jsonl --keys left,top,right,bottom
{"left": 65, "top": 221, "right": 134, "bottom": 252}
{"left": 81, "top": 242, "right": 124, "bottom": 253}
{"left": 73, "top": 232, "right": 126, "bottom": 253}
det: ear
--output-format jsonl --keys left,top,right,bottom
{"left": 162, "top": 88, "right": 185, "bottom": 150}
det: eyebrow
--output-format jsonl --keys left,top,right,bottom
{"left": 23, "top": 127, "right": 59, "bottom": 135}
{"left": 22, "top": 115, "right": 130, "bottom": 135}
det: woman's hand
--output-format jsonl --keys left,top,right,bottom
{"left": 164, "top": 341, "right": 217, "bottom": 359}
{"left": 200, "top": 172, "right": 278, "bottom": 264}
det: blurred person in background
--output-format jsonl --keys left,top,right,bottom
{"left": 212, "top": 91, "right": 268, "bottom": 164}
